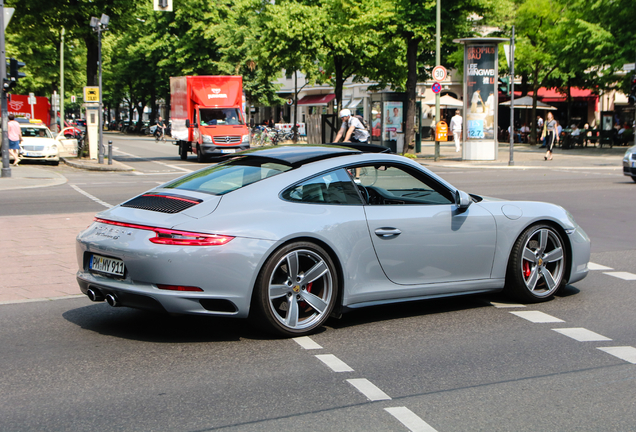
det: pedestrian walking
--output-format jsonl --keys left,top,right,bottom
{"left": 449, "top": 110, "right": 462, "bottom": 152}
{"left": 540, "top": 112, "right": 558, "bottom": 160}
{"left": 7, "top": 114, "right": 22, "bottom": 166}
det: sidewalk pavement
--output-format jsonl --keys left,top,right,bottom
{"left": 0, "top": 142, "right": 627, "bottom": 305}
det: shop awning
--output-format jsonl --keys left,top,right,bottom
{"left": 346, "top": 98, "right": 363, "bottom": 108}
{"left": 614, "top": 92, "right": 629, "bottom": 105}
{"left": 537, "top": 87, "right": 597, "bottom": 103}
{"left": 297, "top": 94, "right": 336, "bottom": 106}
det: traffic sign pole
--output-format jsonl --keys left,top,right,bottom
{"left": 434, "top": 0, "right": 441, "bottom": 162}
{"left": 1, "top": 1, "right": 11, "bottom": 178}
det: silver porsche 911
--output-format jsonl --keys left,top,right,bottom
{"left": 76, "top": 145, "right": 590, "bottom": 336}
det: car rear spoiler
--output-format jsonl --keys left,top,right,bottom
{"left": 324, "top": 142, "right": 393, "bottom": 153}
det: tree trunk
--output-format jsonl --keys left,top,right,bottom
{"left": 566, "top": 79, "right": 572, "bottom": 127}
{"left": 334, "top": 56, "right": 344, "bottom": 115}
{"left": 404, "top": 36, "right": 420, "bottom": 154}
{"left": 530, "top": 67, "right": 539, "bottom": 145}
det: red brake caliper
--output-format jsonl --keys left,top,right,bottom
{"left": 299, "top": 282, "right": 313, "bottom": 311}
{"left": 523, "top": 260, "right": 531, "bottom": 278}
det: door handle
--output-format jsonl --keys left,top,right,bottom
{"left": 375, "top": 228, "right": 402, "bottom": 238}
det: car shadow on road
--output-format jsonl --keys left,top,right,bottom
{"left": 62, "top": 303, "right": 271, "bottom": 343}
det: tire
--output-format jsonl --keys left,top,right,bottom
{"left": 50, "top": 160, "right": 60, "bottom": 166}
{"left": 179, "top": 142, "right": 188, "bottom": 160}
{"left": 196, "top": 144, "right": 206, "bottom": 163}
{"left": 252, "top": 242, "right": 338, "bottom": 337}
{"left": 631, "top": 176, "right": 636, "bottom": 183}
{"left": 505, "top": 224, "right": 567, "bottom": 303}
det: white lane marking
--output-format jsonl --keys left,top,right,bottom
{"left": 346, "top": 378, "right": 391, "bottom": 401}
{"left": 293, "top": 336, "right": 322, "bottom": 350}
{"left": 552, "top": 327, "right": 612, "bottom": 342}
{"left": 597, "top": 346, "right": 636, "bottom": 364}
{"left": 114, "top": 148, "right": 193, "bottom": 173}
{"left": 510, "top": 311, "right": 565, "bottom": 323}
{"left": 69, "top": 184, "right": 113, "bottom": 208}
{"left": 588, "top": 262, "right": 613, "bottom": 271}
{"left": 603, "top": 272, "right": 636, "bottom": 281}
{"left": 490, "top": 301, "right": 526, "bottom": 308}
{"left": 385, "top": 407, "right": 438, "bottom": 432}
{"left": 315, "top": 354, "right": 354, "bottom": 372}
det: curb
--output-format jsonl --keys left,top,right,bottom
{"left": 61, "top": 157, "right": 134, "bottom": 172}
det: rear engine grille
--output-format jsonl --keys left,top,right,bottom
{"left": 213, "top": 135, "right": 241, "bottom": 145}
{"left": 121, "top": 193, "right": 202, "bottom": 214}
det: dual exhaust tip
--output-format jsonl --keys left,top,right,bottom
{"left": 87, "top": 288, "right": 119, "bottom": 307}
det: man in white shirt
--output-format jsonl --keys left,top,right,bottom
{"left": 449, "top": 110, "right": 462, "bottom": 152}
{"left": 334, "top": 109, "right": 369, "bottom": 143}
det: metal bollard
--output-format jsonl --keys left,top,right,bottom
{"left": 108, "top": 141, "right": 113, "bottom": 165}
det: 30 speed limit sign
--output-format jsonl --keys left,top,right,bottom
{"left": 432, "top": 65, "right": 447, "bottom": 82}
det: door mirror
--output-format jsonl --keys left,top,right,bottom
{"left": 185, "top": 119, "right": 190, "bottom": 128}
{"left": 455, "top": 190, "right": 472, "bottom": 212}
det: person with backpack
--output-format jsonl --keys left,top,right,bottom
{"left": 334, "top": 109, "right": 369, "bottom": 143}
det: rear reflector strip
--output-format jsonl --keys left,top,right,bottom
{"left": 156, "top": 284, "right": 203, "bottom": 292}
{"left": 94, "top": 218, "right": 234, "bottom": 246}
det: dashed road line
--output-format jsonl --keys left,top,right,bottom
{"left": 597, "top": 346, "right": 636, "bottom": 364}
{"left": 385, "top": 407, "right": 439, "bottom": 432}
{"left": 113, "top": 148, "right": 193, "bottom": 173}
{"left": 552, "top": 327, "right": 612, "bottom": 342}
{"left": 346, "top": 378, "right": 391, "bottom": 401}
{"left": 603, "top": 271, "right": 636, "bottom": 281}
{"left": 588, "top": 262, "right": 614, "bottom": 271}
{"left": 510, "top": 310, "right": 565, "bottom": 323}
{"left": 69, "top": 184, "right": 113, "bottom": 208}
{"left": 315, "top": 354, "right": 354, "bottom": 372}
{"left": 490, "top": 301, "right": 526, "bottom": 308}
{"left": 292, "top": 336, "right": 323, "bottom": 350}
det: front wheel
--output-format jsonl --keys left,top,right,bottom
{"left": 252, "top": 242, "right": 338, "bottom": 337}
{"left": 505, "top": 224, "right": 567, "bottom": 303}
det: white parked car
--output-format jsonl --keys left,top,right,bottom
{"left": 18, "top": 123, "right": 78, "bottom": 165}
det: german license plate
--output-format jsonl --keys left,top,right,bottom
{"left": 25, "top": 151, "right": 42, "bottom": 157}
{"left": 220, "top": 149, "right": 236, "bottom": 154}
{"left": 90, "top": 254, "right": 125, "bottom": 277}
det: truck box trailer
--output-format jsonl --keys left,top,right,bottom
{"left": 170, "top": 76, "right": 250, "bottom": 162}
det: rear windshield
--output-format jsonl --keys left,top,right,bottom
{"left": 163, "top": 157, "right": 292, "bottom": 195}
{"left": 199, "top": 108, "right": 244, "bottom": 126}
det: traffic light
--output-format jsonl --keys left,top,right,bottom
{"left": 498, "top": 77, "right": 510, "bottom": 96}
{"left": 10, "top": 58, "right": 26, "bottom": 81}
{"left": 3, "top": 58, "right": 26, "bottom": 92}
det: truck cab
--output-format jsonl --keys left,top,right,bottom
{"left": 171, "top": 76, "right": 250, "bottom": 162}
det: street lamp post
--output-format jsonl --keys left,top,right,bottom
{"left": 90, "top": 14, "right": 109, "bottom": 164}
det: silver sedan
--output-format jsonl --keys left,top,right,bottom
{"left": 76, "top": 145, "right": 590, "bottom": 336}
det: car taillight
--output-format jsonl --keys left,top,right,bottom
{"left": 156, "top": 284, "right": 203, "bottom": 292}
{"left": 94, "top": 218, "right": 234, "bottom": 246}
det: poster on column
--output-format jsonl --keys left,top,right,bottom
{"left": 466, "top": 45, "right": 496, "bottom": 141}
{"left": 382, "top": 101, "right": 403, "bottom": 141}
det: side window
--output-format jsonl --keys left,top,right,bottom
{"left": 348, "top": 164, "right": 454, "bottom": 205}
{"left": 282, "top": 169, "right": 362, "bottom": 205}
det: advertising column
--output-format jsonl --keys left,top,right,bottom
{"left": 455, "top": 38, "right": 507, "bottom": 160}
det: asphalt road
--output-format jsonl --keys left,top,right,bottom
{"left": 1, "top": 135, "right": 635, "bottom": 431}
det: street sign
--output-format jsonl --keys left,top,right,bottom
{"left": 3, "top": 7, "right": 14, "bottom": 30}
{"left": 624, "top": 63, "right": 635, "bottom": 72}
{"left": 432, "top": 65, "right": 447, "bottom": 82}
{"left": 71, "top": 95, "right": 76, "bottom": 103}
{"left": 432, "top": 82, "right": 442, "bottom": 94}
{"left": 286, "top": 98, "right": 293, "bottom": 105}
{"left": 28, "top": 92, "right": 36, "bottom": 105}
{"left": 83, "top": 86, "right": 99, "bottom": 102}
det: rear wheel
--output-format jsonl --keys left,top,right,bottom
{"left": 505, "top": 224, "right": 567, "bottom": 303}
{"left": 631, "top": 176, "right": 636, "bottom": 183}
{"left": 253, "top": 242, "right": 338, "bottom": 337}
{"left": 179, "top": 142, "right": 188, "bottom": 160}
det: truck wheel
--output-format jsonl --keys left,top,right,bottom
{"left": 196, "top": 144, "right": 206, "bottom": 163}
{"left": 179, "top": 142, "right": 188, "bottom": 160}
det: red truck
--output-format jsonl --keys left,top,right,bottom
{"left": 170, "top": 76, "right": 250, "bottom": 162}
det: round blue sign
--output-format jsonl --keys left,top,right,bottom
{"left": 432, "top": 82, "right": 442, "bottom": 94}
